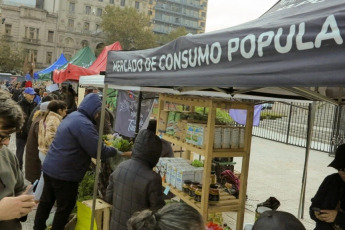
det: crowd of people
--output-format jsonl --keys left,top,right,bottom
{"left": 0, "top": 79, "right": 344, "bottom": 230}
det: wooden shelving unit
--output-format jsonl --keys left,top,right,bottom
{"left": 157, "top": 94, "right": 254, "bottom": 230}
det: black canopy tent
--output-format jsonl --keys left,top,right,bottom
{"left": 89, "top": 0, "right": 345, "bottom": 228}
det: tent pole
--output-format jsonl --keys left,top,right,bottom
{"left": 134, "top": 91, "right": 142, "bottom": 138}
{"left": 90, "top": 84, "right": 108, "bottom": 230}
{"left": 298, "top": 102, "right": 316, "bottom": 219}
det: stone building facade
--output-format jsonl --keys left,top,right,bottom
{"left": 0, "top": 0, "right": 207, "bottom": 72}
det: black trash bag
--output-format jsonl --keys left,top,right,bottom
{"left": 257, "top": 196, "right": 281, "bottom": 211}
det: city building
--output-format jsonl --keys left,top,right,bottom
{"left": 0, "top": 0, "right": 207, "bottom": 73}
{"left": 151, "top": 0, "right": 207, "bottom": 35}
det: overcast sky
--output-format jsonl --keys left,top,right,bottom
{"left": 205, "top": 0, "right": 279, "bottom": 32}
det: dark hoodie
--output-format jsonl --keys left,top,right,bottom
{"left": 105, "top": 130, "right": 165, "bottom": 230}
{"left": 42, "top": 94, "right": 118, "bottom": 182}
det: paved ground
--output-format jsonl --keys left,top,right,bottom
{"left": 9, "top": 135, "right": 334, "bottom": 230}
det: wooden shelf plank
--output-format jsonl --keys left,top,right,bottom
{"left": 162, "top": 134, "right": 205, "bottom": 157}
{"left": 162, "top": 182, "right": 240, "bottom": 214}
{"left": 212, "top": 149, "right": 247, "bottom": 158}
{"left": 163, "top": 135, "right": 248, "bottom": 158}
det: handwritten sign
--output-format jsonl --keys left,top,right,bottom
{"left": 114, "top": 90, "right": 154, "bottom": 137}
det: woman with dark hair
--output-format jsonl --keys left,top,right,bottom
{"left": 127, "top": 203, "right": 204, "bottom": 230}
{"left": 35, "top": 100, "right": 67, "bottom": 201}
{"left": 25, "top": 102, "right": 49, "bottom": 184}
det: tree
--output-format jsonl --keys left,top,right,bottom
{"left": 157, "top": 27, "right": 188, "bottom": 45}
{"left": 0, "top": 37, "right": 24, "bottom": 74}
{"left": 101, "top": 6, "right": 156, "bottom": 50}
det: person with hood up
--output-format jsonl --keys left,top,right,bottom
{"left": 106, "top": 129, "right": 165, "bottom": 230}
{"left": 309, "top": 144, "right": 345, "bottom": 230}
{"left": 33, "top": 93, "right": 125, "bottom": 230}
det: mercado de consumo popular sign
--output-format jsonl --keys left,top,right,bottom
{"left": 110, "top": 15, "right": 342, "bottom": 73}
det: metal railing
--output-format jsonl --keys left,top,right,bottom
{"left": 252, "top": 101, "right": 338, "bottom": 153}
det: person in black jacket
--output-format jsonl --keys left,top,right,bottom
{"left": 16, "top": 87, "right": 37, "bottom": 170}
{"left": 106, "top": 129, "right": 165, "bottom": 230}
{"left": 310, "top": 144, "right": 345, "bottom": 230}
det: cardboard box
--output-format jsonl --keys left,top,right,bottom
{"left": 192, "top": 124, "right": 207, "bottom": 148}
{"left": 166, "top": 111, "right": 176, "bottom": 135}
{"left": 186, "top": 123, "right": 194, "bottom": 144}
{"left": 158, "top": 111, "right": 169, "bottom": 133}
{"left": 239, "top": 127, "right": 245, "bottom": 148}
{"left": 171, "top": 163, "right": 191, "bottom": 188}
{"left": 165, "top": 158, "right": 189, "bottom": 184}
{"left": 222, "top": 126, "right": 231, "bottom": 148}
{"left": 214, "top": 126, "right": 222, "bottom": 149}
{"left": 193, "top": 167, "right": 204, "bottom": 183}
{"left": 230, "top": 127, "right": 240, "bottom": 149}
{"left": 176, "top": 166, "right": 196, "bottom": 191}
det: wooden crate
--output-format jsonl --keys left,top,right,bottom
{"left": 82, "top": 199, "right": 112, "bottom": 230}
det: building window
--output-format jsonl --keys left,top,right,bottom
{"left": 25, "top": 49, "right": 38, "bottom": 63}
{"left": 109, "top": 0, "right": 114, "bottom": 3}
{"left": 69, "top": 2, "right": 75, "bottom": 13}
{"left": 96, "top": 8, "right": 102, "bottom": 17}
{"left": 85, "top": 6, "right": 91, "bottom": 15}
{"left": 201, "top": 11, "right": 206, "bottom": 17}
{"left": 48, "top": 31, "right": 54, "bottom": 42}
{"left": 5, "top": 24, "right": 11, "bottom": 35}
{"left": 200, "top": 21, "right": 205, "bottom": 27}
{"left": 68, "top": 19, "right": 74, "bottom": 30}
{"left": 148, "top": 10, "right": 152, "bottom": 15}
{"left": 99, "top": 0, "right": 103, "bottom": 2}
{"left": 96, "top": 24, "right": 100, "bottom": 32}
{"left": 135, "top": 1, "right": 139, "bottom": 9}
{"left": 29, "top": 28, "right": 35, "bottom": 39}
{"left": 84, "top": 22, "right": 90, "bottom": 32}
{"left": 120, "top": 0, "right": 125, "bottom": 6}
{"left": 46, "top": 52, "right": 52, "bottom": 64}
{"left": 175, "top": 17, "right": 179, "bottom": 23}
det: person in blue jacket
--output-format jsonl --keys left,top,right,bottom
{"left": 33, "top": 93, "right": 124, "bottom": 230}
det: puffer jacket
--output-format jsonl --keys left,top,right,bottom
{"left": 105, "top": 129, "right": 165, "bottom": 230}
{"left": 38, "top": 111, "right": 63, "bottom": 155}
{"left": 42, "top": 94, "right": 118, "bottom": 182}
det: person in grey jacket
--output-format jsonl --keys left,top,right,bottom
{"left": 0, "top": 90, "right": 36, "bottom": 230}
{"left": 106, "top": 129, "right": 165, "bottom": 230}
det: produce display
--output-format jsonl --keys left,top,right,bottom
{"left": 102, "top": 135, "right": 133, "bottom": 170}
{"left": 191, "top": 159, "right": 204, "bottom": 167}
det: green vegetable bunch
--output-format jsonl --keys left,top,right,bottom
{"left": 191, "top": 160, "right": 204, "bottom": 167}
{"left": 112, "top": 138, "right": 133, "bottom": 152}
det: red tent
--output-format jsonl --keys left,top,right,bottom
{"left": 53, "top": 42, "right": 122, "bottom": 83}
{"left": 88, "top": 41, "right": 122, "bottom": 72}
{"left": 53, "top": 64, "right": 98, "bottom": 83}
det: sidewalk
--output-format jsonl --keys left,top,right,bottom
{"left": 223, "top": 136, "right": 334, "bottom": 230}
{"left": 15, "top": 136, "right": 333, "bottom": 230}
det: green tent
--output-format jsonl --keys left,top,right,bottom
{"left": 39, "top": 46, "right": 96, "bottom": 81}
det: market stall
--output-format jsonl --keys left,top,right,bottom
{"left": 86, "top": 0, "right": 345, "bottom": 229}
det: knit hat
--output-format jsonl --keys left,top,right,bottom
{"left": 40, "top": 102, "right": 50, "bottom": 112}
{"left": 253, "top": 211, "right": 305, "bottom": 230}
{"left": 328, "top": 144, "right": 345, "bottom": 170}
